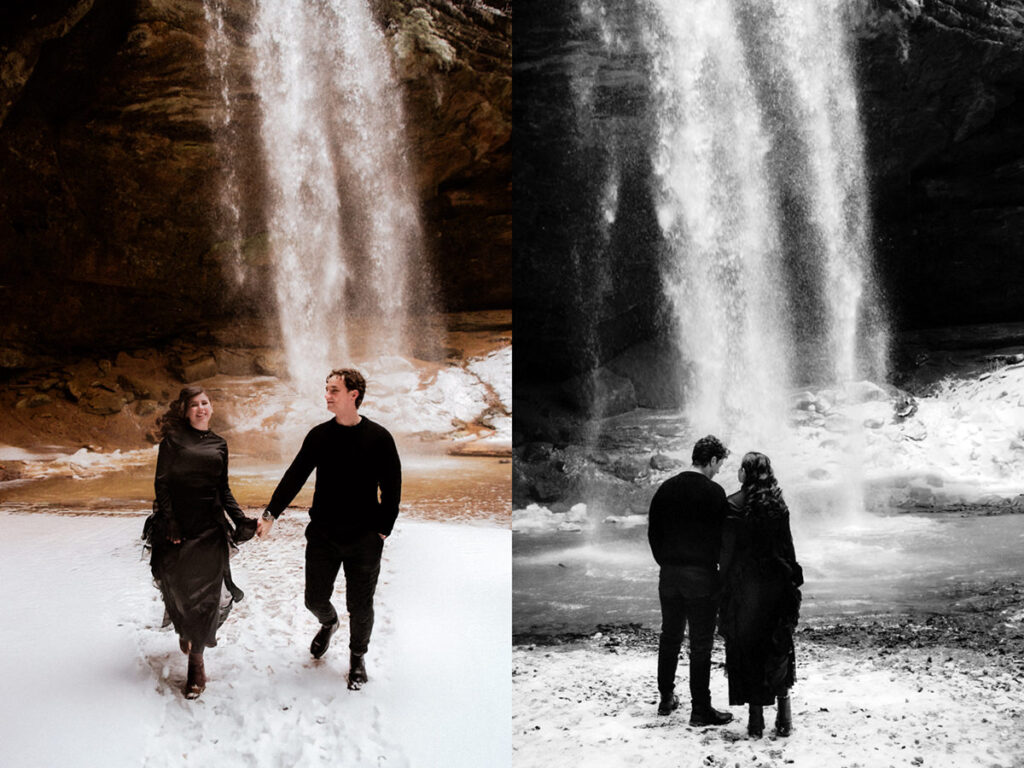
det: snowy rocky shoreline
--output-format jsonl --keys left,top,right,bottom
{"left": 513, "top": 602, "right": 1024, "bottom": 768}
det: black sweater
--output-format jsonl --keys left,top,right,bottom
{"left": 648, "top": 470, "right": 729, "bottom": 570}
{"left": 265, "top": 416, "right": 402, "bottom": 541}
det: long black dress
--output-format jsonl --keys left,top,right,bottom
{"left": 718, "top": 487, "right": 803, "bottom": 706}
{"left": 150, "top": 426, "right": 254, "bottom": 649}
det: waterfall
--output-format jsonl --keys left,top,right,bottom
{"left": 202, "top": 0, "right": 246, "bottom": 285}
{"left": 251, "top": 0, "right": 427, "bottom": 393}
{"left": 204, "top": 0, "right": 430, "bottom": 397}
{"left": 642, "top": 0, "right": 886, "bottom": 446}
{"left": 567, "top": 0, "right": 887, "bottom": 514}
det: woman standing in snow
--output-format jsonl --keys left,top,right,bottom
{"left": 149, "top": 385, "right": 256, "bottom": 699}
{"left": 718, "top": 452, "right": 803, "bottom": 737}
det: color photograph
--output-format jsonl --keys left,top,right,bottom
{"left": 0, "top": 1, "right": 510, "bottom": 766}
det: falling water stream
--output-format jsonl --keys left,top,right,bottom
{"left": 643, "top": 0, "right": 885, "bottom": 444}
{"left": 202, "top": 0, "right": 246, "bottom": 284}
{"left": 203, "top": 0, "right": 432, "bottom": 398}
{"left": 564, "top": 0, "right": 889, "bottom": 520}
{"left": 251, "top": 0, "right": 428, "bottom": 392}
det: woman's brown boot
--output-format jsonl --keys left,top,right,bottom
{"left": 184, "top": 651, "right": 206, "bottom": 699}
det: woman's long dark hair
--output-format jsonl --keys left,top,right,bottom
{"left": 739, "top": 451, "right": 788, "bottom": 520}
{"left": 156, "top": 385, "right": 208, "bottom": 440}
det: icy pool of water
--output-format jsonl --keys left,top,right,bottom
{"left": 513, "top": 510, "right": 1024, "bottom": 635}
{"left": 0, "top": 444, "right": 511, "bottom": 524}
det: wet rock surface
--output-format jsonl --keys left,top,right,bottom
{"left": 0, "top": 310, "right": 510, "bottom": 453}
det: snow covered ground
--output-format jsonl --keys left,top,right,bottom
{"left": 0, "top": 511, "right": 510, "bottom": 768}
{"left": 513, "top": 638, "right": 1024, "bottom": 768}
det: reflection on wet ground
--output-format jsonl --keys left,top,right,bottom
{"left": 0, "top": 446, "right": 510, "bottom": 525}
{"left": 513, "top": 510, "right": 1024, "bottom": 635}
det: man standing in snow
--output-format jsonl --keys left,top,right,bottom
{"left": 257, "top": 368, "right": 401, "bottom": 689}
{"left": 648, "top": 434, "right": 733, "bottom": 726}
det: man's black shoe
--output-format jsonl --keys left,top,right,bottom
{"left": 657, "top": 693, "right": 679, "bottom": 716}
{"left": 689, "top": 705, "right": 734, "bottom": 727}
{"left": 348, "top": 653, "right": 368, "bottom": 689}
{"left": 310, "top": 620, "right": 339, "bottom": 659}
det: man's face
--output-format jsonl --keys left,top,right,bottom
{"left": 707, "top": 456, "right": 722, "bottom": 478}
{"left": 325, "top": 376, "right": 359, "bottom": 419}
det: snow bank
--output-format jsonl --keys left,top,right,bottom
{"left": 8, "top": 446, "right": 156, "bottom": 482}
{"left": 512, "top": 504, "right": 647, "bottom": 535}
{"left": 626, "top": 364, "right": 1024, "bottom": 514}
{"left": 763, "top": 367, "right": 1024, "bottom": 511}
{"left": 512, "top": 503, "right": 590, "bottom": 533}
{"left": 225, "top": 349, "right": 511, "bottom": 444}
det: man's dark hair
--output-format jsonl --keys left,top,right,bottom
{"left": 691, "top": 434, "right": 728, "bottom": 467}
{"left": 326, "top": 368, "right": 366, "bottom": 408}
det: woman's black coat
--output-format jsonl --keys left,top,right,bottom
{"left": 718, "top": 487, "right": 803, "bottom": 706}
{"left": 149, "top": 426, "right": 255, "bottom": 649}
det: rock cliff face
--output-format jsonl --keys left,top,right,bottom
{"left": 514, "top": 0, "right": 1024, "bottom": 391}
{"left": 0, "top": 0, "right": 510, "bottom": 367}
{"left": 857, "top": 0, "right": 1024, "bottom": 329}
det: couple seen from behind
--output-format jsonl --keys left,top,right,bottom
{"left": 146, "top": 368, "right": 400, "bottom": 699}
{"left": 648, "top": 435, "right": 803, "bottom": 738}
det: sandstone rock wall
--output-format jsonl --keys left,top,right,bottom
{"left": 0, "top": 0, "right": 510, "bottom": 367}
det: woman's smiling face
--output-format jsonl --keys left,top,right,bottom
{"left": 186, "top": 392, "right": 213, "bottom": 431}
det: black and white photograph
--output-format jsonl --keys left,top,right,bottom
{"left": 513, "top": 1, "right": 1024, "bottom": 766}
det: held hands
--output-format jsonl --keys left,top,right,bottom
{"left": 255, "top": 516, "right": 384, "bottom": 541}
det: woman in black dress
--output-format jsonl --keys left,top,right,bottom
{"left": 719, "top": 452, "right": 803, "bottom": 737}
{"left": 149, "top": 385, "right": 256, "bottom": 699}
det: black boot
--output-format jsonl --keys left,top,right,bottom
{"left": 657, "top": 693, "right": 679, "bottom": 716}
{"left": 775, "top": 694, "right": 792, "bottom": 737}
{"left": 747, "top": 704, "right": 764, "bottom": 737}
{"left": 310, "top": 620, "right": 339, "bottom": 659}
{"left": 348, "top": 653, "right": 368, "bottom": 689}
{"left": 689, "top": 704, "right": 733, "bottom": 727}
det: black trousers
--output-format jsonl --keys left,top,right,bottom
{"left": 657, "top": 565, "right": 720, "bottom": 707}
{"left": 304, "top": 530, "right": 383, "bottom": 655}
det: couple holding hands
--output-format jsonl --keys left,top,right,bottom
{"left": 146, "top": 368, "right": 400, "bottom": 699}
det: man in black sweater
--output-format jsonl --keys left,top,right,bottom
{"left": 257, "top": 368, "right": 401, "bottom": 689}
{"left": 648, "top": 434, "right": 733, "bottom": 726}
